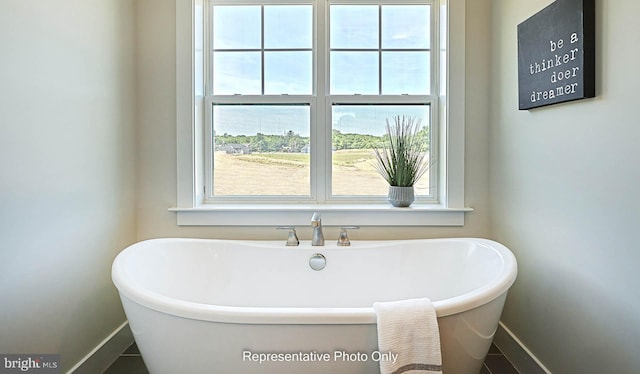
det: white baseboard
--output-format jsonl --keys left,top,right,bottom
{"left": 67, "top": 321, "right": 133, "bottom": 374}
{"left": 494, "top": 321, "right": 552, "bottom": 374}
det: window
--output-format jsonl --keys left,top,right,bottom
{"left": 174, "top": 0, "right": 469, "bottom": 226}
{"left": 206, "top": 0, "right": 436, "bottom": 202}
{"left": 207, "top": 3, "right": 313, "bottom": 199}
{"left": 328, "top": 4, "right": 435, "bottom": 201}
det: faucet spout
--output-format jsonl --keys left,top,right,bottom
{"left": 311, "top": 213, "right": 324, "bottom": 246}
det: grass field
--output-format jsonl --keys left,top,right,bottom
{"left": 213, "top": 149, "right": 431, "bottom": 196}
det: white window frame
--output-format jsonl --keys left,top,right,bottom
{"left": 173, "top": 0, "right": 470, "bottom": 226}
{"left": 205, "top": 0, "right": 317, "bottom": 203}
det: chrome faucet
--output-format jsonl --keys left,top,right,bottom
{"left": 277, "top": 226, "right": 299, "bottom": 246}
{"left": 311, "top": 212, "right": 324, "bottom": 246}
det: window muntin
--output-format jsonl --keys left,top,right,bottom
{"left": 329, "top": 4, "right": 432, "bottom": 95}
{"left": 211, "top": 5, "right": 313, "bottom": 96}
{"left": 207, "top": 0, "right": 437, "bottom": 204}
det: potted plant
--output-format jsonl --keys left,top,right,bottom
{"left": 373, "top": 115, "right": 432, "bottom": 207}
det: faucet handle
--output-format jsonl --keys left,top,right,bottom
{"left": 337, "top": 226, "right": 360, "bottom": 246}
{"left": 277, "top": 226, "right": 300, "bottom": 246}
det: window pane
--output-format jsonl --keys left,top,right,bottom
{"left": 332, "top": 105, "right": 431, "bottom": 197}
{"left": 382, "top": 52, "right": 430, "bottom": 95}
{"left": 264, "top": 6, "right": 312, "bottom": 49}
{"left": 330, "top": 5, "right": 379, "bottom": 49}
{"left": 213, "top": 6, "right": 261, "bottom": 49}
{"left": 195, "top": 3, "right": 204, "bottom": 96}
{"left": 265, "top": 52, "right": 312, "bottom": 95}
{"left": 330, "top": 52, "right": 379, "bottom": 94}
{"left": 381, "top": 5, "right": 430, "bottom": 49}
{"left": 213, "top": 105, "right": 311, "bottom": 196}
{"left": 213, "top": 52, "right": 261, "bottom": 95}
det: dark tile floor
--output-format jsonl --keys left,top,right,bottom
{"left": 105, "top": 343, "right": 518, "bottom": 373}
{"left": 103, "top": 343, "right": 147, "bottom": 374}
{"left": 482, "top": 344, "right": 519, "bottom": 374}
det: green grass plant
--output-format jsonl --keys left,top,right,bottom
{"left": 373, "top": 115, "right": 432, "bottom": 187}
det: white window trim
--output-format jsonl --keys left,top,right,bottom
{"left": 172, "top": 0, "right": 471, "bottom": 226}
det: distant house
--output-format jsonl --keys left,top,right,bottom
{"left": 216, "top": 144, "right": 251, "bottom": 155}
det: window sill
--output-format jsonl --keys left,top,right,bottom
{"left": 169, "top": 204, "right": 473, "bottom": 226}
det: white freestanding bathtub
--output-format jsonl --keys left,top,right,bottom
{"left": 112, "top": 238, "right": 517, "bottom": 374}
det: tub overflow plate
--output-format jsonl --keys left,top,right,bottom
{"left": 309, "top": 253, "right": 326, "bottom": 271}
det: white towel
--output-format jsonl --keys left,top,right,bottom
{"left": 373, "top": 298, "right": 442, "bottom": 374}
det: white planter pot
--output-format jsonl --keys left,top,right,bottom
{"left": 388, "top": 186, "right": 415, "bottom": 207}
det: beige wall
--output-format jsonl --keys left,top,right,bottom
{"left": 490, "top": 0, "right": 640, "bottom": 372}
{"left": 136, "top": 0, "right": 493, "bottom": 241}
{"left": 0, "top": 1, "right": 137, "bottom": 371}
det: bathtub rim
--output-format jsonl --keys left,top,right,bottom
{"left": 112, "top": 237, "right": 517, "bottom": 324}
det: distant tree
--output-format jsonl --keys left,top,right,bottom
{"left": 332, "top": 129, "right": 383, "bottom": 150}
{"left": 417, "top": 124, "right": 430, "bottom": 151}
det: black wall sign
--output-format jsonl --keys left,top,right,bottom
{"left": 517, "top": 0, "right": 595, "bottom": 110}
